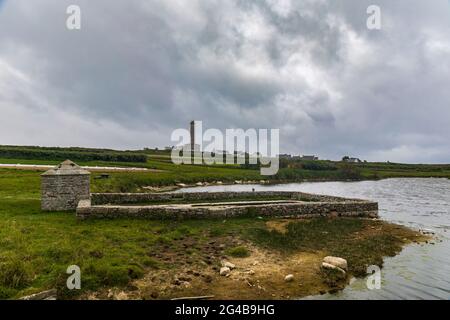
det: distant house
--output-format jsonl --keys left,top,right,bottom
{"left": 343, "top": 157, "right": 362, "bottom": 163}
{"left": 279, "top": 154, "right": 319, "bottom": 160}
{"left": 299, "top": 155, "right": 319, "bottom": 161}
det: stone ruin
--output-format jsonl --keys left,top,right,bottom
{"left": 41, "top": 160, "right": 90, "bottom": 211}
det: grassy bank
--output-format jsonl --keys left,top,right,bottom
{"left": 0, "top": 169, "right": 426, "bottom": 299}
{"left": 357, "top": 162, "right": 450, "bottom": 179}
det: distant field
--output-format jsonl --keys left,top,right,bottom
{"left": 0, "top": 145, "right": 449, "bottom": 193}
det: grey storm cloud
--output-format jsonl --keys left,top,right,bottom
{"left": 0, "top": 0, "right": 449, "bottom": 163}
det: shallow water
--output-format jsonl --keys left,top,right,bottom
{"left": 177, "top": 178, "right": 450, "bottom": 300}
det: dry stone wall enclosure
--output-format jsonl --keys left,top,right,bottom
{"left": 77, "top": 191, "right": 378, "bottom": 220}
{"left": 89, "top": 191, "right": 353, "bottom": 205}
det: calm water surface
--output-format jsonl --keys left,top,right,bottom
{"left": 177, "top": 178, "right": 450, "bottom": 300}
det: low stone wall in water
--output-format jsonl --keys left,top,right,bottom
{"left": 77, "top": 191, "right": 378, "bottom": 220}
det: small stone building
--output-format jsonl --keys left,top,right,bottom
{"left": 41, "top": 160, "right": 90, "bottom": 211}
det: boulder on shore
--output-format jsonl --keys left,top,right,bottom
{"left": 323, "top": 256, "right": 348, "bottom": 271}
{"left": 321, "top": 262, "right": 346, "bottom": 275}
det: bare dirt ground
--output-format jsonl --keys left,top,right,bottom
{"left": 87, "top": 243, "right": 329, "bottom": 300}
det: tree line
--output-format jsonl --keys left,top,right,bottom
{"left": 0, "top": 146, "right": 148, "bottom": 163}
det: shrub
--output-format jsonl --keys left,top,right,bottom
{"left": 226, "top": 246, "right": 250, "bottom": 258}
{"left": 339, "top": 163, "right": 363, "bottom": 180}
{"left": 301, "top": 161, "right": 337, "bottom": 171}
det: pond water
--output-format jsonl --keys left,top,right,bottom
{"left": 176, "top": 178, "right": 450, "bottom": 300}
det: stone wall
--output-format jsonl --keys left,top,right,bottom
{"left": 91, "top": 191, "right": 362, "bottom": 205}
{"left": 41, "top": 175, "right": 90, "bottom": 211}
{"left": 78, "top": 191, "right": 378, "bottom": 220}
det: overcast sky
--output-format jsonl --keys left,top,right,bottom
{"left": 0, "top": 0, "right": 449, "bottom": 163}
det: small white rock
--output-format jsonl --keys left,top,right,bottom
{"left": 107, "top": 290, "right": 114, "bottom": 299}
{"left": 220, "top": 267, "right": 231, "bottom": 276}
{"left": 284, "top": 274, "right": 294, "bottom": 282}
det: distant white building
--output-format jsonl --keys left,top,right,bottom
{"left": 279, "top": 154, "right": 319, "bottom": 160}
{"left": 298, "top": 155, "right": 319, "bottom": 161}
{"left": 344, "top": 157, "right": 362, "bottom": 163}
